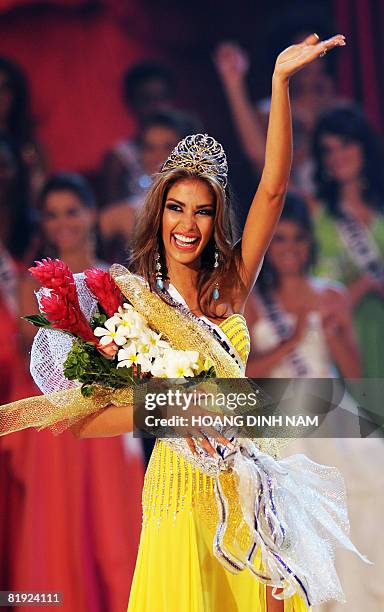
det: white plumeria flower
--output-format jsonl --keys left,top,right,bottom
{"left": 94, "top": 316, "right": 127, "bottom": 346}
{"left": 136, "top": 332, "right": 168, "bottom": 359}
{"left": 136, "top": 354, "right": 153, "bottom": 373}
{"left": 148, "top": 330, "right": 171, "bottom": 354}
{"left": 165, "top": 364, "right": 195, "bottom": 378}
{"left": 125, "top": 308, "right": 147, "bottom": 326}
{"left": 117, "top": 342, "right": 139, "bottom": 368}
{"left": 150, "top": 355, "right": 168, "bottom": 377}
{"left": 116, "top": 321, "right": 142, "bottom": 340}
{"left": 115, "top": 311, "right": 147, "bottom": 339}
{"left": 160, "top": 349, "right": 200, "bottom": 378}
{"left": 183, "top": 351, "right": 201, "bottom": 370}
{"left": 116, "top": 303, "right": 136, "bottom": 317}
{"left": 118, "top": 302, "right": 134, "bottom": 314}
{"left": 136, "top": 337, "right": 152, "bottom": 356}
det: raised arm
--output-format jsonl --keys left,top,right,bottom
{"left": 214, "top": 42, "right": 267, "bottom": 172}
{"left": 237, "top": 34, "right": 346, "bottom": 297}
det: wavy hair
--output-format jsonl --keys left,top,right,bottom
{"left": 312, "top": 105, "right": 384, "bottom": 216}
{"left": 0, "top": 57, "right": 34, "bottom": 143}
{"left": 128, "top": 168, "right": 242, "bottom": 317}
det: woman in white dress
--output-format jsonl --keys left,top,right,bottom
{"left": 245, "top": 192, "right": 384, "bottom": 612}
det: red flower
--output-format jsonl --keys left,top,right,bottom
{"left": 84, "top": 268, "right": 123, "bottom": 317}
{"left": 29, "top": 258, "right": 78, "bottom": 303}
{"left": 40, "top": 292, "right": 96, "bottom": 343}
{"left": 30, "top": 258, "right": 96, "bottom": 343}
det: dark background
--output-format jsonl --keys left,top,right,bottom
{"left": 0, "top": 0, "right": 382, "bottom": 190}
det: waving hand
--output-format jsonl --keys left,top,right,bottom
{"left": 274, "top": 33, "right": 346, "bottom": 80}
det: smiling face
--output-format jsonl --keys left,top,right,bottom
{"left": 42, "top": 190, "right": 95, "bottom": 253}
{"left": 268, "top": 220, "right": 311, "bottom": 277}
{"left": 161, "top": 178, "right": 216, "bottom": 270}
{"left": 320, "top": 133, "right": 364, "bottom": 183}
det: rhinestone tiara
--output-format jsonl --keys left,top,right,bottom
{"left": 160, "top": 133, "right": 228, "bottom": 189}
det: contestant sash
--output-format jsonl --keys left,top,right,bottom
{"left": 336, "top": 212, "right": 384, "bottom": 281}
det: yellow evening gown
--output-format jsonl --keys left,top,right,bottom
{"left": 127, "top": 314, "right": 308, "bottom": 612}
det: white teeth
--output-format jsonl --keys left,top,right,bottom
{"left": 173, "top": 234, "right": 198, "bottom": 244}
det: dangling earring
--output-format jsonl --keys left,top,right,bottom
{"left": 154, "top": 250, "right": 164, "bottom": 290}
{"left": 212, "top": 246, "right": 220, "bottom": 300}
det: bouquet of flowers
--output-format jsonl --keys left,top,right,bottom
{"left": 25, "top": 259, "right": 216, "bottom": 398}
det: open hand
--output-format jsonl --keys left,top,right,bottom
{"left": 274, "top": 33, "right": 346, "bottom": 81}
{"left": 214, "top": 41, "right": 249, "bottom": 85}
{"left": 319, "top": 288, "right": 352, "bottom": 338}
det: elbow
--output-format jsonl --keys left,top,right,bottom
{"left": 264, "top": 190, "right": 287, "bottom": 208}
{"left": 259, "top": 178, "right": 287, "bottom": 203}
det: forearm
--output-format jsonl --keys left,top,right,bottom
{"left": 223, "top": 79, "right": 266, "bottom": 170}
{"left": 239, "top": 76, "right": 293, "bottom": 286}
{"left": 347, "top": 278, "right": 366, "bottom": 308}
{"left": 259, "top": 74, "right": 292, "bottom": 197}
{"left": 72, "top": 403, "right": 133, "bottom": 438}
{"left": 246, "top": 340, "right": 296, "bottom": 377}
{"left": 347, "top": 277, "right": 379, "bottom": 309}
{"left": 327, "top": 333, "right": 362, "bottom": 378}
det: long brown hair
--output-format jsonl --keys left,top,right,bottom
{"left": 128, "top": 168, "right": 242, "bottom": 317}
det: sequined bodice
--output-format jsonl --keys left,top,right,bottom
{"left": 142, "top": 312, "right": 251, "bottom": 529}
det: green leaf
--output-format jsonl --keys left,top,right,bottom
{"left": 91, "top": 311, "right": 107, "bottom": 329}
{"left": 22, "top": 314, "right": 52, "bottom": 328}
{"left": 81, "top": 384, "right": 94, "bottom": 397}
{"left": 63, "top": 336, "right": 139, "bottom": 394}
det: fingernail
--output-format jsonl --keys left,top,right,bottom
{"left": 227, "top": 442, "right": 236, "bottom": 451}
{"left": 313, "top": 32, "right": 319, "bottom": 39}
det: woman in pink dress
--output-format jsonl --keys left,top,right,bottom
{"left": 2, "top": 173, "right": 144, "bottom": 611}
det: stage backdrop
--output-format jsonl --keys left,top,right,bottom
{"left": 0, "top": 0, "right": 382, "bottom": 177}
{"left": 0, "top": 1, "right": 156, "bottom": 171}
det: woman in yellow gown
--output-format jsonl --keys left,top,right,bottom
{"left": 74, "top": 33, "right": 349, "bottom": 612}
{"left": 1, "top": 33, "right": 355, "bottom": 612}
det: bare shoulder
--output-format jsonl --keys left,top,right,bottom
{"left": 312, "top": 277, "right": 348, "bottom": 308}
